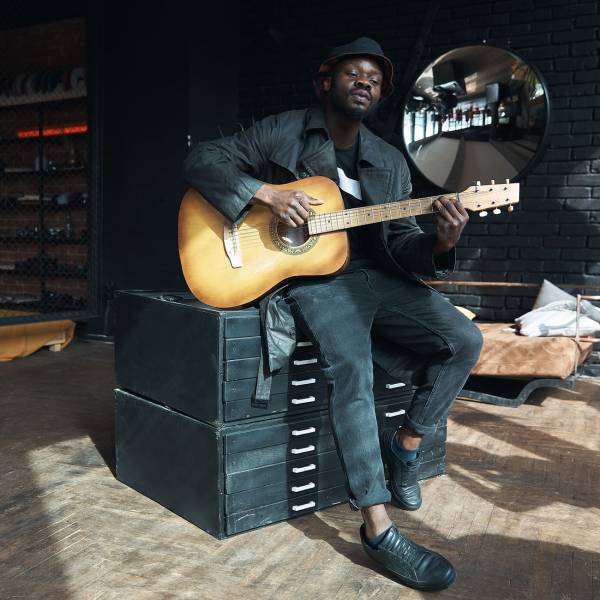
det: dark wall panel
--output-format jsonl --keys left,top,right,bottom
{"left": 101, "top": 6, "right": 188, "bottom": 296}
{"left": 235, "top": 0, "right": 600, "bottom": 321}
{"left": 89, "top": 3, "right": 240, "bottom": 335}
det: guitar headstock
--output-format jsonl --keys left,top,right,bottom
{"left": 460, "top": 179, "right": 520, "bottom": 217}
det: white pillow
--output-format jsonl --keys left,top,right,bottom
{"left": 516, "top": 300, "right": 600, "bottom": 337}
{"left": 533, "top": 279, "right": 574, "bottom": 308}
{"left": 533, "top": 279, "right": 600, "bottom": 322}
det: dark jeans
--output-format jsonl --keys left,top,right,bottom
{"left": 285, "top": 268, "right": 483, "bottom": 509}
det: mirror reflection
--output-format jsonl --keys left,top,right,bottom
{"left": 402, "top": 45, "right": 548, "bottom": 191}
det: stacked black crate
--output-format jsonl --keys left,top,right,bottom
{"left": 114, "top": 291, "right": 446, "bottom": 539}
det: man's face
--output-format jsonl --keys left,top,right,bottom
{"left": 323, "top": 57, "right": 383, "bottom": 120}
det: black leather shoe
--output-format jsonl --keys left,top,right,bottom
{"left": 381, "top": 428, "right": 422, "bottom": 511}
{"left": 360, "top": 524, "right": 456, "bottom": 591}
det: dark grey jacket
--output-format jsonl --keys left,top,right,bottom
{"left": 183, "top": 107, "right": 455, "bottom": 402}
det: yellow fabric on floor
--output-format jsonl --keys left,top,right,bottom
{"left": 456, "top": 306, "right": 476, "bottom": 320}
{"left": 0, "top": 313, "right": 75, "bottom": 361}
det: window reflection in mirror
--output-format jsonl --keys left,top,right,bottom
{"left": 402, "top": 45, "right": 549, "bottom": 191}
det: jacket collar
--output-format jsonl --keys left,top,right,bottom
{"left": 300, "top": 106, "right": 393, "bottom": 204}
{"left": 304, "top": 106, "right": 386, "bottom": 169}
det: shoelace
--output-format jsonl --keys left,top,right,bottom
{"left": 400, "top": 459, "right": 420, "bottom": 486}
{"left": 387, "top": 528, "right": 420, "bottom": 567}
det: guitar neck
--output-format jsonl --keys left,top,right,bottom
{"left": 307, "top": 196, "right": 438, "bottom": 235}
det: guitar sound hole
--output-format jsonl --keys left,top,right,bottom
{"left": 269, "top": 210, "right": 319, "bottom": 255}
{"left": 275, "top": 221, "right": 310, "bottom": 248}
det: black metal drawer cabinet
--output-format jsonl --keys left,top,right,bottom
{"left": 115, "top": 291, "right": 427, "bottom": 423}
{"left": 114, "top": 291, "right": 448, "bottom": 538}
{"left": 115, "top": 290, "right": 329, "bottom": 424}
{"left": 115, "top": 388, "right": 446, "bottom": 538}
{"left": 115, "top": 388, "right": 346, "bottom": 539}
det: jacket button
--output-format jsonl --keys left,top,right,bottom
{"left": 299, "top": 170, "right": 309, "bottom": 178}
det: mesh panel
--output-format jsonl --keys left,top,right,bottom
{"left": 0, "top": 17, "right": 93, "bottom": 324}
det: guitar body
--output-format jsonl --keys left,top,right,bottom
{"left": 178, "top": 176, "right": 349, "bottom": 308}
{"left": 179, "top": 175, "right": 520, "bottom": 309}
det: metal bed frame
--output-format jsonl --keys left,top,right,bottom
{"left": 459, "top": 294, "right": 600, "bottom": 408}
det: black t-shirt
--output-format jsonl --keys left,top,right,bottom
{"left": 334, "top": 141, "right": 378, "bottom": 271}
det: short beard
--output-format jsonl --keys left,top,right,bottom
{"left": 328, "top": 86, "right": 374, "bottom": 121}
{"left": 344, "top": 105, "right": 367, "bottom": 121}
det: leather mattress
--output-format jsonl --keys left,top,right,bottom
{"left": 471, "top": 322, "right": 594, "bottom": 380}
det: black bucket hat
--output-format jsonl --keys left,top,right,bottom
{"left": 314, "top": 36, "right": 395, "bottom": 98}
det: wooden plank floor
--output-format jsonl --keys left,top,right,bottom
{"left": 1, "top": 340, "right": 599, "bottom": 600}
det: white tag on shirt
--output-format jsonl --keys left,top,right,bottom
{"left": 337, "top": 167, "right": 362, "bottom": 200}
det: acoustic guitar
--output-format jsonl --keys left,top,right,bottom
{"left": 178, "top": 176, "right": 519, "bottom": 308}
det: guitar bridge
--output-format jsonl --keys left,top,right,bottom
{"left": 223, "top": 223, "right": 242, "bottom": 268}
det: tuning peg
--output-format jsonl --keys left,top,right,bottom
{"left": 505, "top": 178, "right": 510, "bottom": 184}
{"left": 491, "top": 179, "right": 495, "bottom": 185}
{"left": 479, "top": 210, "right": 488, "bottom": 217}
{"left": 493, "top": 208, "right": 501, "bottom": 214}
{"left": 507, "top": 205, "right": 514, "bottom": 213}
{"left": 476, "top": 180, "right": 481, "bottom": 187}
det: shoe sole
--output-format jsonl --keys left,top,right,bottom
{"left": 363, "top": 542, "right": 456, "bottom": 591}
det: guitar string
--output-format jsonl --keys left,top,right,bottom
{"left": 232, "top": 209, "right": 507, "bottom": 242}
{"left": 232, "top": 209, "right": 505, "bottom": 249}
{"left": 228, "top": 189, "right": 514, "bottom": 241}
{"left": 233, "top": 208, "right": 512, "bottom": 242}
{"left": 232, "top": 189, "right": 511, "bottom": 230}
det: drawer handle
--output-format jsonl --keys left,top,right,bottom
{"left": 292, "top": 426, "right": 316, "bottom": 436}
{"left": 292, "top": 464, "right": 316, "bottom": 473}
{"left": 385, "top": 382, "right": 406, "bottom": 389}
{"left": 291, "top": 396, "right": 315, "bottom": 405}
{"left": 293, "top": 358, "right": 318, "bottom": 365}
{"left": 291, "top": 444, "right": 315, "bottom": 454}
{"left": 291, "top": 482, "right": 315, "bottom": 492}
{"left": 292, "top": 501, "right": 316, "bottom": 512}
{"left": 385, "top": 409, "right": 406, "bottom": 418}
{"left": 296, "top": 341, "right": 313, "bottom": 347}
{"left": 292, "top": 378, "right": 316, "bottom": 386}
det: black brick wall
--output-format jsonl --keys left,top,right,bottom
{"left": 236, "top": 0, "right": 599, "bottom": 321}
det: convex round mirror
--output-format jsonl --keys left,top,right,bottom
{"left": 402, "top": 45, "right": 549, "bottom": 191}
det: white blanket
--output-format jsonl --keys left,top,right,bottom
{"left": 516, "top": 300, "right": 600, "bottom": 337}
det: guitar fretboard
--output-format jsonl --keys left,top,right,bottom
{"left": 307, "top": 196, "right": 439, "bottom": 234}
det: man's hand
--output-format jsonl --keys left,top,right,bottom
{"left": 432, "top": 195, "right": 469, "bottom": 254}
{"left": 252, "top": 185, "right": 324, "bottom": 227}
